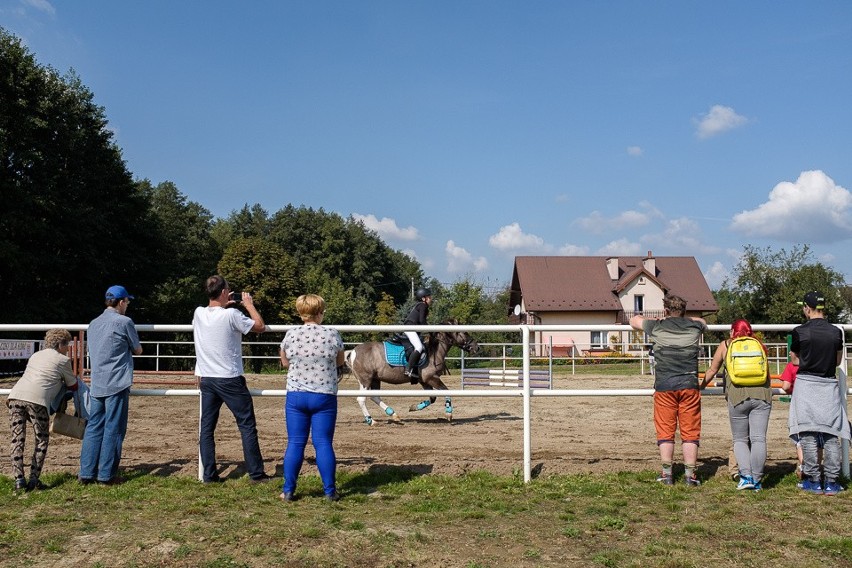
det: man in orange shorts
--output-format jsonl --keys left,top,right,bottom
{"left": 631, "top": 294, "right": 706, "bottom": 486}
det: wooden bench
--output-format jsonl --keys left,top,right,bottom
{"left": 581, "top": 348, "right": 616, "bottom": 357}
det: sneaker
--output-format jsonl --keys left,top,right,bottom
{"left": 249, "top": 473, "right": 276, "bottom": 484}
{"left": 656, "top": 473, "right": 674, "bottom": 485}
{"left": 684, "top": 475, "right": 701, "bottom": 487}
{"left": 800, "top": 479, "right": 823, "bottom": 494}
{"left": 752, "top": 481, "right": 762, "bottom": 491}
{"left": 325, "top": 490, "right": 342, "bottom": 502}
{"left": 736, "top": 476, "right": 755, "bottom": 490}
{"left": 279, "top": 491, "right": 296, "bottom": 502}
{"left": 824, "top": 481, "right": 842, "bottom": 496}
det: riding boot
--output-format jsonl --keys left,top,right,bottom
{"left": 405, "top": 350, "right": 421, "bottom": 384}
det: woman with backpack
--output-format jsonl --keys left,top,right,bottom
{"left": 700, "top": 319, "right": 772, "bottom": 490}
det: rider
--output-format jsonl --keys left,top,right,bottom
{"left": 403, "top": 287, "right": 432, "bottom": 384}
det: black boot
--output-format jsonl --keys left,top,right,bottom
{"left": 405, "top": 350, "right": 421, "bottom": 384}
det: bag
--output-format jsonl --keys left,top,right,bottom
{"left": 50, "top": 398, "right": 87, "bottom": 439}
{"left": 725, "top": 336, "right": 768, "bottom": 386}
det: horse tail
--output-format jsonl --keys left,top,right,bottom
{"left": 345, "top": 349, "right": 356, "bottom": 368}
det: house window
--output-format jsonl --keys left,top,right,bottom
{"left": 591, "top": 331, "right": 606, "bottom": 349}
{"left": 638, "top": 276, "right": 646, "bottom": 284}
{"left": 634, "top": 295, "right": 644, "bottom": 313}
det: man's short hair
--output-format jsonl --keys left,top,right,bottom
{"left": 663, "top": 294, "right": 687, "bottom": 316}
{"left": 206, "top": 275, "right": 228, "bottom": 300}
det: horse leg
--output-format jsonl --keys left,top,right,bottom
{"left": 444, "top": 396, "right": 453, "bottom": 421}
{"left": 409, "top": 385, "right": 435, "bottom": 412}
{"left": 357, "top": 391, "right": 374, "bottom": 426}
{"left": 371, "top": 395, "right": 400, "bottom": 422}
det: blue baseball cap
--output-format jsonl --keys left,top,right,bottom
{"left": 105, "top": 285, "right": 135, "bottom": 300}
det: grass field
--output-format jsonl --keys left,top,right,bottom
{"left": 2, "top": 467, "right": 850, "bottom": 567}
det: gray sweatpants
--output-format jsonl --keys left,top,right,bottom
{"left": 728, "top": 398, "right": 771, "bottom": 482}
{"left": 800, "top": 432, "right": 841, "bottom": 483}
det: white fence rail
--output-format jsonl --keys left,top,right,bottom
{"left": 1, "top": 323, "right": 850, "bottom": 481}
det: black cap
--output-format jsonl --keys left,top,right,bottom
{"left": 797, "top": 291, "right": 825, "bottom": 310}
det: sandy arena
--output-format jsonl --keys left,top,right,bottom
{"left": 2, "top": 373, "right": 801, "bottom": 481}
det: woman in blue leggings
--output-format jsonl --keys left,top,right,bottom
{"left": 279, "top": 294, "right": 345, "bottom": 502}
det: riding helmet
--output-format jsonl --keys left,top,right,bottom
{"left": 416, "top": 287, "right": 432, "bottom": 300}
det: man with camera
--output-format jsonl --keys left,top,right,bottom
{"left": 192, "top": 275, "right": 272, "bottom": 483}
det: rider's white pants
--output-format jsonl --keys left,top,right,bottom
{"left": 404, "top": 331, "right": 424, "bottom": 353}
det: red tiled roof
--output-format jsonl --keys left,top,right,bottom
{"left": 510, "top": 256, "right": 718, "bottom": 313}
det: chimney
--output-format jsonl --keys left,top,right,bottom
{"left": 606, "top": 257, "right": 619, "bottom": 280}
{"left": 643, "top": 251, "right": 655, "bottom": 275}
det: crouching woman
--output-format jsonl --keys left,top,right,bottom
{"left": 7, "top": 329, "right": 79, "bottom": 492}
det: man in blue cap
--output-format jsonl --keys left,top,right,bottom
{"left": 79, "top": 285, "right": 143, "bottom": 485}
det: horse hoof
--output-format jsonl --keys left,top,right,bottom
{"left": 446, "top": 414, "right": 453, "bottom": 422}
{"left": 390, "top": 413, "right": 401, "bottom": 423}
{"left": 364, "top": 417, "right": 374, "bottom": 426}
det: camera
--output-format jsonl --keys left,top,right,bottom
{"left": 228, "top": 291, "right": 242, "bottom": 303}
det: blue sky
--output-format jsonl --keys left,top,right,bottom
{"left": 4, "top": 1, "right": 852, "bottom": 292}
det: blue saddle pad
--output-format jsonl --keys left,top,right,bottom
{"left": 382, "top": 342, "right": 425, "bottom": 368}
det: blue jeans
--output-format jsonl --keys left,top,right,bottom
{"left": 283, "top": 391, "right": 337, "bottom": 495}
{"left": 199, "top": 376, "right": 265, "bottom": 481}
{"left": 79, "top": 387, "right": 130, "bottom": 482}
{"left": 727, "top": 398, "right": 771, "bottom": 482}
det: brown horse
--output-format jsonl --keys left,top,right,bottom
{"left": 345, "top": 320, "right": 478, "bottom": 425}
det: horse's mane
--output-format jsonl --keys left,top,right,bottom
{"left": 426, "top": 319, "right": 460, "bottom": 354}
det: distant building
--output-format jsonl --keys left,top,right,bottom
{"left": 508, "top": 252, "right": 718, "bottom": 356}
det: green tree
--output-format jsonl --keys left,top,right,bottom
{"left": 715, "top": 245, "right": 847, "bottom": 330}
{"left": 0, "top": 28, "right": 161, "bottom": 323}
{"left": 138, "top": 180, "right": 221, "bottom": 323}
{"left": 375, "top": 292, "right": 398, "bottom": 325}
{"left": 217, "top": 237, "right": 300, "bottom": 323}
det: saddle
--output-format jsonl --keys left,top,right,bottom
{"left": 382, "top": 341, "right": 426, "bottom": 368}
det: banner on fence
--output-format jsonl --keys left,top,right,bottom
{"left": 0, "top": 340, "right": 35, "bottom": 360}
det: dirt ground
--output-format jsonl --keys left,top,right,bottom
{"left": 2, "top": 373, "right": 801, "bottom": 481}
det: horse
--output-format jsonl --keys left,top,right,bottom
{"left": 344, "top": 319, "right": 479, "bottom": 425}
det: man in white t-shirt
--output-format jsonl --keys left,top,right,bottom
{"left": 193, "top": 275, "right": 271, "bottom": 483}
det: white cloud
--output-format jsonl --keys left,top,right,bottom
{"left": 596, "top": 239, "right": 643, "bottom": 256}
{"left": 627, "top": 146, "right": 643, "bottom": 156}
{"left": 695, "top": 105, "right": 748, "bottom": 139}
{"left": 730, "top": 170, "right": 852, "bottom": 242}
{"left": 558, "top": 243, "right": 590, "bottom": 255}
{"left": 446, "top": 240, "right": 488, "bottom": 273}
{"left": 643, "top": 217, "right": 720, "bottom": 254}
{"left": 488, "top": 223, "right": 550, "bottom": 253}
{"left": 555, "top": 194, "right": 570, "bottom": 203}
{"left": 574, "top": 203, "right": 661, "bottom": 235}
{"left": 352, "top": 213, "right": 419, "bottom": 241}
{"left": 23, "top": 0, "right": 55, "bottom": 15}
{"left": 703, "top": 261, "right": 728, "bottom": 290}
